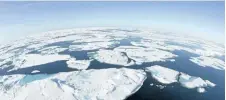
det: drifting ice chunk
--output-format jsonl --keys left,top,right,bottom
{"left": 156, "top": 85, "right": 166, "bottom": 89}
{"left": 146, "top": 65, "right": 216, "bottom": 93}
{"left": 205, "top": 80, "right": 216, "bottom": 87}
{"left": 179, "top": 74, "right": 216, "bottom": 89}
{"left": 12, "top": 54, "right": 71, "bottom": 70}
{"left": 114, "top": 46, "right": 177, "bottom": 64}
{"left": 14, "top": 79, "right": 76, "bottom": 100}
{"left": 8, "top": 68, "right": 146, "bottom": 100}
{"left": 197, "top": 87, "right": 206, "bottom": 93}
{"left": 145, "top": 65, "right": 179, "bottom": 84}
{"left": 66, "top": 57, "right": 91, "bottom": 70}
{"left": 150, "top": 83, "right": 154, "bottom": 86}
{"left": 179, "top": 75, "right": 208, "bottom": 88}
{"left": 31, "top": 70, "right": 40, "bottom": 74}
{"left": 169, "top": 59, "right": 176, "bottom": 62}
{"left": 88, "top": 49, "right": 135, "bottom": 66}
{"left": 190, "top": 56, "right": 224, "bottom": 70}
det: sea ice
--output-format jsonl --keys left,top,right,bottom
{"left": 197, "top": 87, "right": 206, "bottom": 93}
{"left": 145, "top": 65, "right": 216, "bottom": 93}
{"left": 190, "top": 56, "right": 224, "bottom": 70}
{"left": 145, "top": 65, "right": 179, "bottom": 84}
{"left": 66, "top": 57, "right": 91, "bottom": 70}
{"left": 88, "top": 49, "right": 135, "bottom": 66}
{"left": 114, "top": 46, "right": 177, "bottom": 64}
{"left": 5, "top": 68, "right": 147, "bottom": 100}
{"left": 12, "top": 54, "right": 71, "bottom": 71}
{"left": 31, "top": 70, "right": 40, "bottom": 74}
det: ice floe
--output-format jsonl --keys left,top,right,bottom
{"left": 190, "top": 56, "right": 225, "bottom": 70}
{"left": 1, "top": 68, "right": 147, "bottom": 100}
{"left": 12, "top": 54, "right": 71, "bottom": 71}
{"left": 131, "top": 37, "right": 224, "bottom": 59}
{"left": 145, "top": 65, "right": 179, "bottom": 84}
{"left": 197, "top": 87, "right": 206, "bottom": 93}
{"left": 156, "top": 84, "right": 166, "bottom": 89}
{"left": 88, "top": 49, "right": 135, "bottom": 66}
{"left": 179, "top": 74, "right": 214, "bottom": 89}
{"left": 145, "top": 65, "right": 216, "bottom": 93}
{"left": 205, "top": 80, "right": 216, "bottom": 87}
{"left": 66, "top": 57, "right": 91, "bottom": 70}
{"left": 31, "top": 70, "right": 40, "bottom": 74}
{"left": 114, "top": 46, "right": 177, "bottom": 64}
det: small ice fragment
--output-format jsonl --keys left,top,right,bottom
{"left": 31, "top": 70, "right": 40, "bottom": 74}
{"left": 197, "top": 87, "right": 206, "bottom": 93}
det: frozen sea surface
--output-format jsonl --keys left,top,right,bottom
{"left": 0, "top": 28, "right": 224, "bottom": 100}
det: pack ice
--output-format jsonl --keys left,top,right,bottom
{"left": 145, "top": 65, "right": 216, "bottom": 93}
{"left": 0, "top": 68, "right": 147, "bottom": 100}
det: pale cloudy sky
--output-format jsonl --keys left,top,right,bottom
{"left": 0, "top": 1, "right": 224, "bottom": 43}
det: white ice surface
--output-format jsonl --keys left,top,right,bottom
{"left": 88, "top": 49, "right": 135, "bottom": 66}
{"left": 156, "top": 85, "right": 166, "bottom": 89}
{"left": 197, "top": 87, "right": 206, "bottom": 93}
{"left": 31, "top": 70, "right": 40, "bottom": 74}
{"left": 12, "top": 54, "right": 71, "bottom": 71}
{"left": 114, "top": 46, "right": 177, "bottom": 64}
{"left": 145, "top": 65, "right": 216, "bottom": 92}
{"left": 190, "top": 56, "right": 224, "bottom": 70}
{"left": 205, "top": 80, "right": 216, "bottom": 87}
{"left": 179, "top": 74, "right": 209, "bottom": 89}
{"left": 145, "top": 65, "right": 179, "bottom": 84}
{"left": 2, "top": 68, "right": 147, "bottom": 100}
{"left": 66, "top": 57, "right": 91, "bottom": 70}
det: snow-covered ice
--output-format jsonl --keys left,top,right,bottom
{"left": 88, "top": 49, "right": 135, "bottom": 66}
{"left": 0, "top": 27, "right": 224, "bottom": 99}
{"left": 66, "top": 57, "right": 91, "bottom": 70}
{"left": 156, "top": 85, "right": 166, "bottom": 89}
{"left": 12, "top": 54, "right": 71, "bottom": 71}
{"left": 179, "top": 73, "right": 216, "bottom": 89}
{"left": 31, "top": 70, "right": 40, "bottom": 74}
{"left": 145, "top": 65, "right": 179, "bottom": 84}
{"left": 145, "top": 65, "right": 216, "bottom": 93}
{"left": 197, "top": 87, "right": 206, "bottom": 93}
{"left": 190, "top": 56, "right": 224, "bottom": 70}
{"left": 205, "top": 80, "right": 216, "bottom": 87}
{"left": 114, "top": 46, "right": 177, "bottom": 64}
{"left": 1, "top": 68, "right": 147, "bottom": 100}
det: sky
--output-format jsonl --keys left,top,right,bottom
{"left": 0, "top": 1, "right": 225, "bottom": 44}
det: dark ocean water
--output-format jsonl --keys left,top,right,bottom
{"left": 0, "top": 38, "right": 224, "bottom": 100}
{"left": 127, "top": 50, "right": 225, "bottom": 100}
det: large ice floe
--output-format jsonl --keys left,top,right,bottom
{"left": 145, "top": 65, "right": 179, "bottom": 84}
{"left": 11, "top": 54, "right": 71, "bottom": 71}
{"left": 145, "top": 65, "right": 216, "bottom": 93}
{"left": 1, "top": 68, "right": 146, "bottom": 100}
{"left": 66, "top": 57, "right": 92, "bottom": 70}
{"left": 114, "top": 46, "right": 177, "bottom": 65}
{"left": 190, "top": 56, "right": 225, "bottom": 70}
{"left": 88, "top": 49, "right": 135, "bottom": 66}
